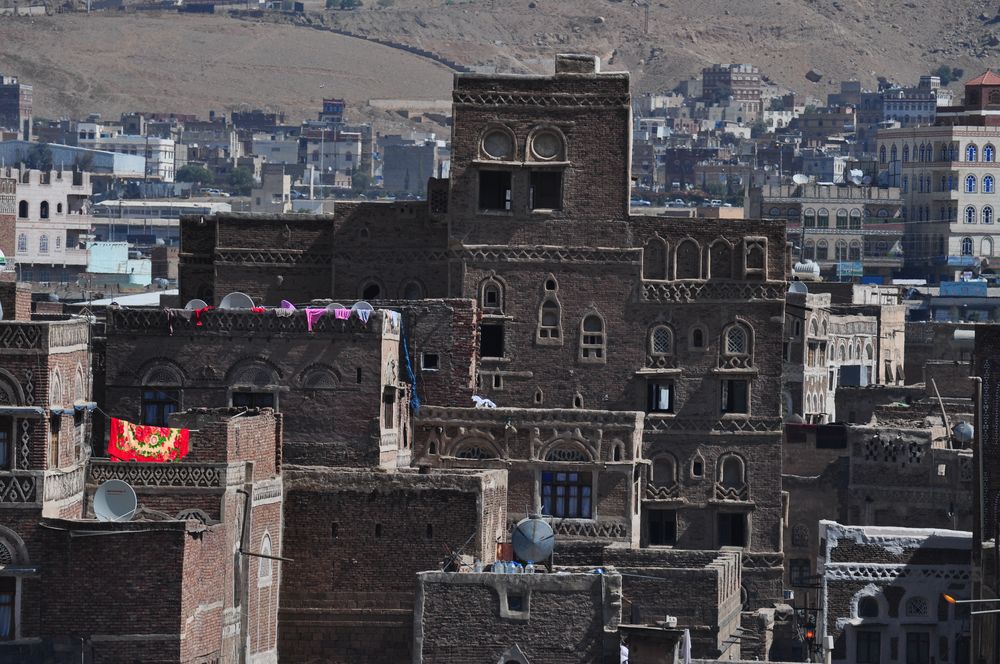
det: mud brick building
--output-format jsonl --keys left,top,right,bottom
{"left": 177, "top": 54, "right": 789, "bottom": 612}
{"left": 818, "top": 521, "right": 971, "bottom": 664}
{"left": 103, "top": 306, "right": 408, "bottom": 468}
{"left": 279, "top": 467, "right": 507, "bottom": 663}
{"left": 0, "top": 171, "right": 14, "bottom": 278}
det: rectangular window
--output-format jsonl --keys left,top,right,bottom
{"left": 480, "top": 323, "right": 505, "bottom": 358}
{"left": 421, "top": 353, "right": 439, "bottom": 371}
{"left": 381, "top": 388, "right": 396, "bottom": 430}
{"left": 231, "top": 391, "right": 276, "bottom": 409}
{"left": 530, "top": 171, "right": 562, "bottom": 210}
{"left": 648, "top": 510, "right": 677, "bottom": 545}
{"left": 478, "top": 171, "right": 512, "bottom": 211}
{"left": 142, "top": 389, "right": 180, "bottom": 427}
{"left": 717, "top": 512, "right": 747, "bottom": 547}
{"left": 857, "top": 631, "right": 882, "bottom": 664}
{"left": 541, "top": 471, "right": 593, "bottom": 519}
{"left": 906, "top": 632, "right": 930, "bottom": 664}
{"left": 0, "top": 577, "right": 14, "bottom": 640}
{"left": 721, "top": 379, "right": 749, "bottom": 414}
{"left": 0, "top": 420, "right": 9, "bottom": 470}
{"left": 647, "top": 381, "right": 674, "bottom": 413}
{"left": 789, "top": 558, "right": 811, "bottom": 586}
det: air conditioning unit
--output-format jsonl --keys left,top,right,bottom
{"left": 783, "top": 589, "right": 795, "bottom": 601}
{"left": 662, "top": 616, "right": 678, "bottom": 628}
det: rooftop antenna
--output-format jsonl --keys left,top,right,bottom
{"left": 94, "top": 479, "right": 138, "bottom": 522}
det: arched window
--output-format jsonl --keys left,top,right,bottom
{"left": 17, "top": 200, "right": 27, "bottom": 218}
{"left": 768, "top": 207, "right": 781, "bottom": 217}
{"left": 966, "top": 174, "right": 977, "bottom": 193}
{"left": 986, "top": 175, "right": 995, "bottom": 194}
{"left": 652, "top": 455, "right": 677, "bottom": 487}
{"left": 879, "top": 145, "right": 886, "bottom": 164}
{"left": 901, "top": 175, "right": 908, "bottom": 193}
{"left": 849, "top": 241, "right": 862, "bottom": 261}
{"left": 675, "top": 239, "right": 701, "bottom": 279}
{"left": 401, "top": 281, "right": 423, "bottom": 300}
{"left": 984, "top": 236, "right": 994, "bottom": 257}
{"left": 817, "top": 209, "right": 829, "bottom": 228}
{"left": 16, "top": 234, "right": 25, "bottom": 253}
{"left": 835, "top": 240, "right": 848, "bottom": 261}
{"left": 905, "top": 596, "right": 929, "bottom": 617}
{"left": 690, "top": 326, "right": 706, "bottom": 350}
{"left": 579, "top": 314, "right": 605, "bottom": 362}
{"left": 643, "top": 237, "right": 668, "bottom": 280}
{"left": 481, "top": 279, "right": 503, "bottom": 313}
{"left": 709, "top": 241, "right": 733, "bottom": 279}
{"left": 902, "top": 145, "right": 910, "bottom": 162}
{"left": 838, "top": 343, "right": 847, "bottom": 361}
{"left": 815, "top": 239, "right": 828, "bottom": 260}
{"left": 962, "top": 237, "right": 974, "bottom": 256}
{"left": 719, "top": 454, "right": 746, "bottom": 489}
{"left": 803, "top": 209, "right": 816, "bottom": 227}
{"left": 967, "top": 144, "right": 979, "bottom": 162}
{"left": 890, "top": 145, "right": 897, "bottom": 163}
{"left": 986, "top": 145, "right": 996, "bottom": 162}
{"left": 258, "top": 534, "right": 273, "bottom": 586}
{"left": 985, "top": 206, "right": 994, "bottom": 225}
{"left": 992, "top": 90, "right": 1000, "bottom": 105}
{"left": 361, "top": 281, "right": 381, "bottom": 300}
{"left": 858, "top": 597, "right": 879, "bottom": 618}
{"left": 39, "top": 201, "right": 48, "bottom": 219}
{"left": 966, "top": 206, "right": 977, "bottom": 224}
{"left": 38, "top": 234, "right": 48, "bottom": 254}
{"left": 865, "top": 343, "right": 874, "bottom": 361}
{"left": 836, "top": 209, "right": 848, "bottom": 229}
{"left": 537, "top": 298, "right": 561, "bottom": 341}
{"left": 803, "top": 239, "right": 815, "bottom": 260}
{"left": 650, "top": 325, "right": 673, "bottom": 356}
{"left": 724, "top": 324, "right": 749, "bottom": 356}
{"left": 919, "top": 144, "right": 926, "bottom": 162}
{"left": 849, "top": 209, "right": 862, "bottom": 229}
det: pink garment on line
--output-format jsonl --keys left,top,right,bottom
{"left": 305, "top": 307, "right": 326, "bottom": 332}
{"left": 334, "top": 308, "right": 351, "bottom": 320}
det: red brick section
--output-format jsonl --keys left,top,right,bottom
{"left": 0, "top": 281, "right": 31, "bottom": 319}
{"left": 0, "top": 175, "right": 14, "bottom": 277}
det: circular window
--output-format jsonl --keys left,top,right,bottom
{"left": 531, "top": 130, "right": 563, "bottom": 160}
{"left": 482, "top": 130, "right": 514, "bottom": 160}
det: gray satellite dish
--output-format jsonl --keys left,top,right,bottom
{"left": 788, "top": 281, "right": 809, "bottom": 294}
{"left": 862, "top": 175, "right": 872, "bottom": 185}
{"left": 94, "top": 479, "right": 138, "bottom": 522}
{"left": 792, "top": 173, "right": 809, "bottom": 185}
{"left": 953, "top": 421, "right": 974, "bottom": 445}
{"left": 512, "top": 516, "right": 555, "bottom": 563}
{"left": 185, "top": 298, "right": 209, "bottom": 310}
{"left": 218, "top": 292, "right": 254, "bottom": 310}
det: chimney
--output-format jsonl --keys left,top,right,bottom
{"left": 555, "top": 54, "right": 600, "bottom": 75}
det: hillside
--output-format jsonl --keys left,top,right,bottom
{"left": 3, "top": 0, "right": 1000, "bottom": 124}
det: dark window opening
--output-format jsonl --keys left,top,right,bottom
{"left": 422, "top": 353, "right": 439, "bottom": 371}
{"left": 362, "top": 282, "right": 381, "bottom": 300}
{"left": 857, "top": 630, "right": 881, "bottom": 664}
{"left": 906, "top": 632, "right": 929, "bottom": 664}
{"left": 721, "top": 379, "right": 749, "bottom": 414}
{"left": 0, "top": 577, "right": 13, "bottom": 640}
{"left": 692, "top": 460, "right": 704, "bottom": 478}
{"left": 425, "top": 523, "right": 433, "bottom": 540}
{"left": 142, "top": 389, "right": 179, "bottom": 426}
{"left": 374, "top": 523, "right": 382, "bottom": 538}
{"left": 480, "top": 323, "right": 505, "bottom": 358}
{"left": 382, "top": 388, "right": 396, "bottom": 429}
{"left": 717, "top": 512, "right": 747, "bottom": 547}
{"left": 691, "top": 328, "right": 705, "bottom": 348}
{"left": 508, "top": 594, "right": 524, "bottom": 611}
{"left": 356, "top": 368, "right": 363, "bottom": 384}
{"left": 479, "top": 171, "right": 512, "bottom": 211}
{"left": 331, "top": 523, "right": 339, "bottom": 539}
{"left": 492, "top": 374, "right": 503, "bottom": 389}
{"left": 530, "top": 171, "right": 562, "bottom": 210}
{"left": 542, "top": 471, "right": 592, "bottom": 519}
{"left": 0, "top": 421, "right": 10, "bottom": 471}
{"left": 789, "top": 558, "right": 811, "bottom": 587}
{"left": 647, "top": 381, "right": 674, "bottom": 413}
{"left": 231, "top": 392, "right": 275, "bottom": 409}
{"left": 648, "top": 510, "right": 677, "bottom": 545}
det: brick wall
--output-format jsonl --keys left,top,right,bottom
{"left": 0, "top": 281, "right": 30, "bottom": 320}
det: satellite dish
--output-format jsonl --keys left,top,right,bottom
{"left": 351, "top": 300, "right": 374, "bottom": 314}
{"left": 862, "top": 175, "right": 872, "bottom": 185}
{"left": 512, "top": 517, "right": 555, "bottom": 563}
{"left": 185, "top": 298, "right": 209, "bottom": 310}
{"left": 953, "top": 421, "right": 974, "bottom": 445}
{"left": 94, "top": 480, "right": 138, "bottom": 522}
{"left": 792, "top": 173, "right": 809, "bottom": 185}
{"left": 218, "top": 292, "right": 254, "bottom": 310}
{"left": 789, "top": 281, "right": 809, "bottom": 294}
{"left": 849, "top": 169, "right": 864, "bottom": 185}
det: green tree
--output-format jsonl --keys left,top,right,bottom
{"left": 227, "top": 167, "right": 256, "bottom": 196}
{"left": 25, "top": 142, "right": 53, "bottom": 171}
{"left": 351, "top": 171, "right": 372, "bottom": 192}
{"left": 176, "top": 164, "right": 214, "bottom": 184}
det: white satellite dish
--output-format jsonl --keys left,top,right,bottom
{"left": 218, "top": 292, "right": 254, "bottom": 310}
{"left": 788, "top": 281, "right": 809, "bottom": 294}
{"left": 849, "top": 169, "right": 864, "bottom": 185}
{"left": 94, "top": 479, "right": 138, "bottom": 522}
{"left": 792, "top": 173, "right": 809, "bottom": 185}
{"left": 351, "top": 301, "right": 374, "bottom": 315}
{"left": 184, "top": 298, "right": 209, "bottom": 310}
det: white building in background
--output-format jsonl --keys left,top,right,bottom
{"left": 89, "top": 199, "right": 231, "bottom": 247}
{"left": 13, "top": 168, "right": 94, "bottom": 283}
{"left": 87, "top": 135, "right": 175, "bottom": 182}
{"left": 301, "top": 128, "right": 362, "bottom": 175}
{"left": 252, "top": 133, "right": 300, "bottom": 164}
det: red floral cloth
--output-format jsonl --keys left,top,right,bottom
{"left": 109, "top": 418, "right": 190, "bottom": 463}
